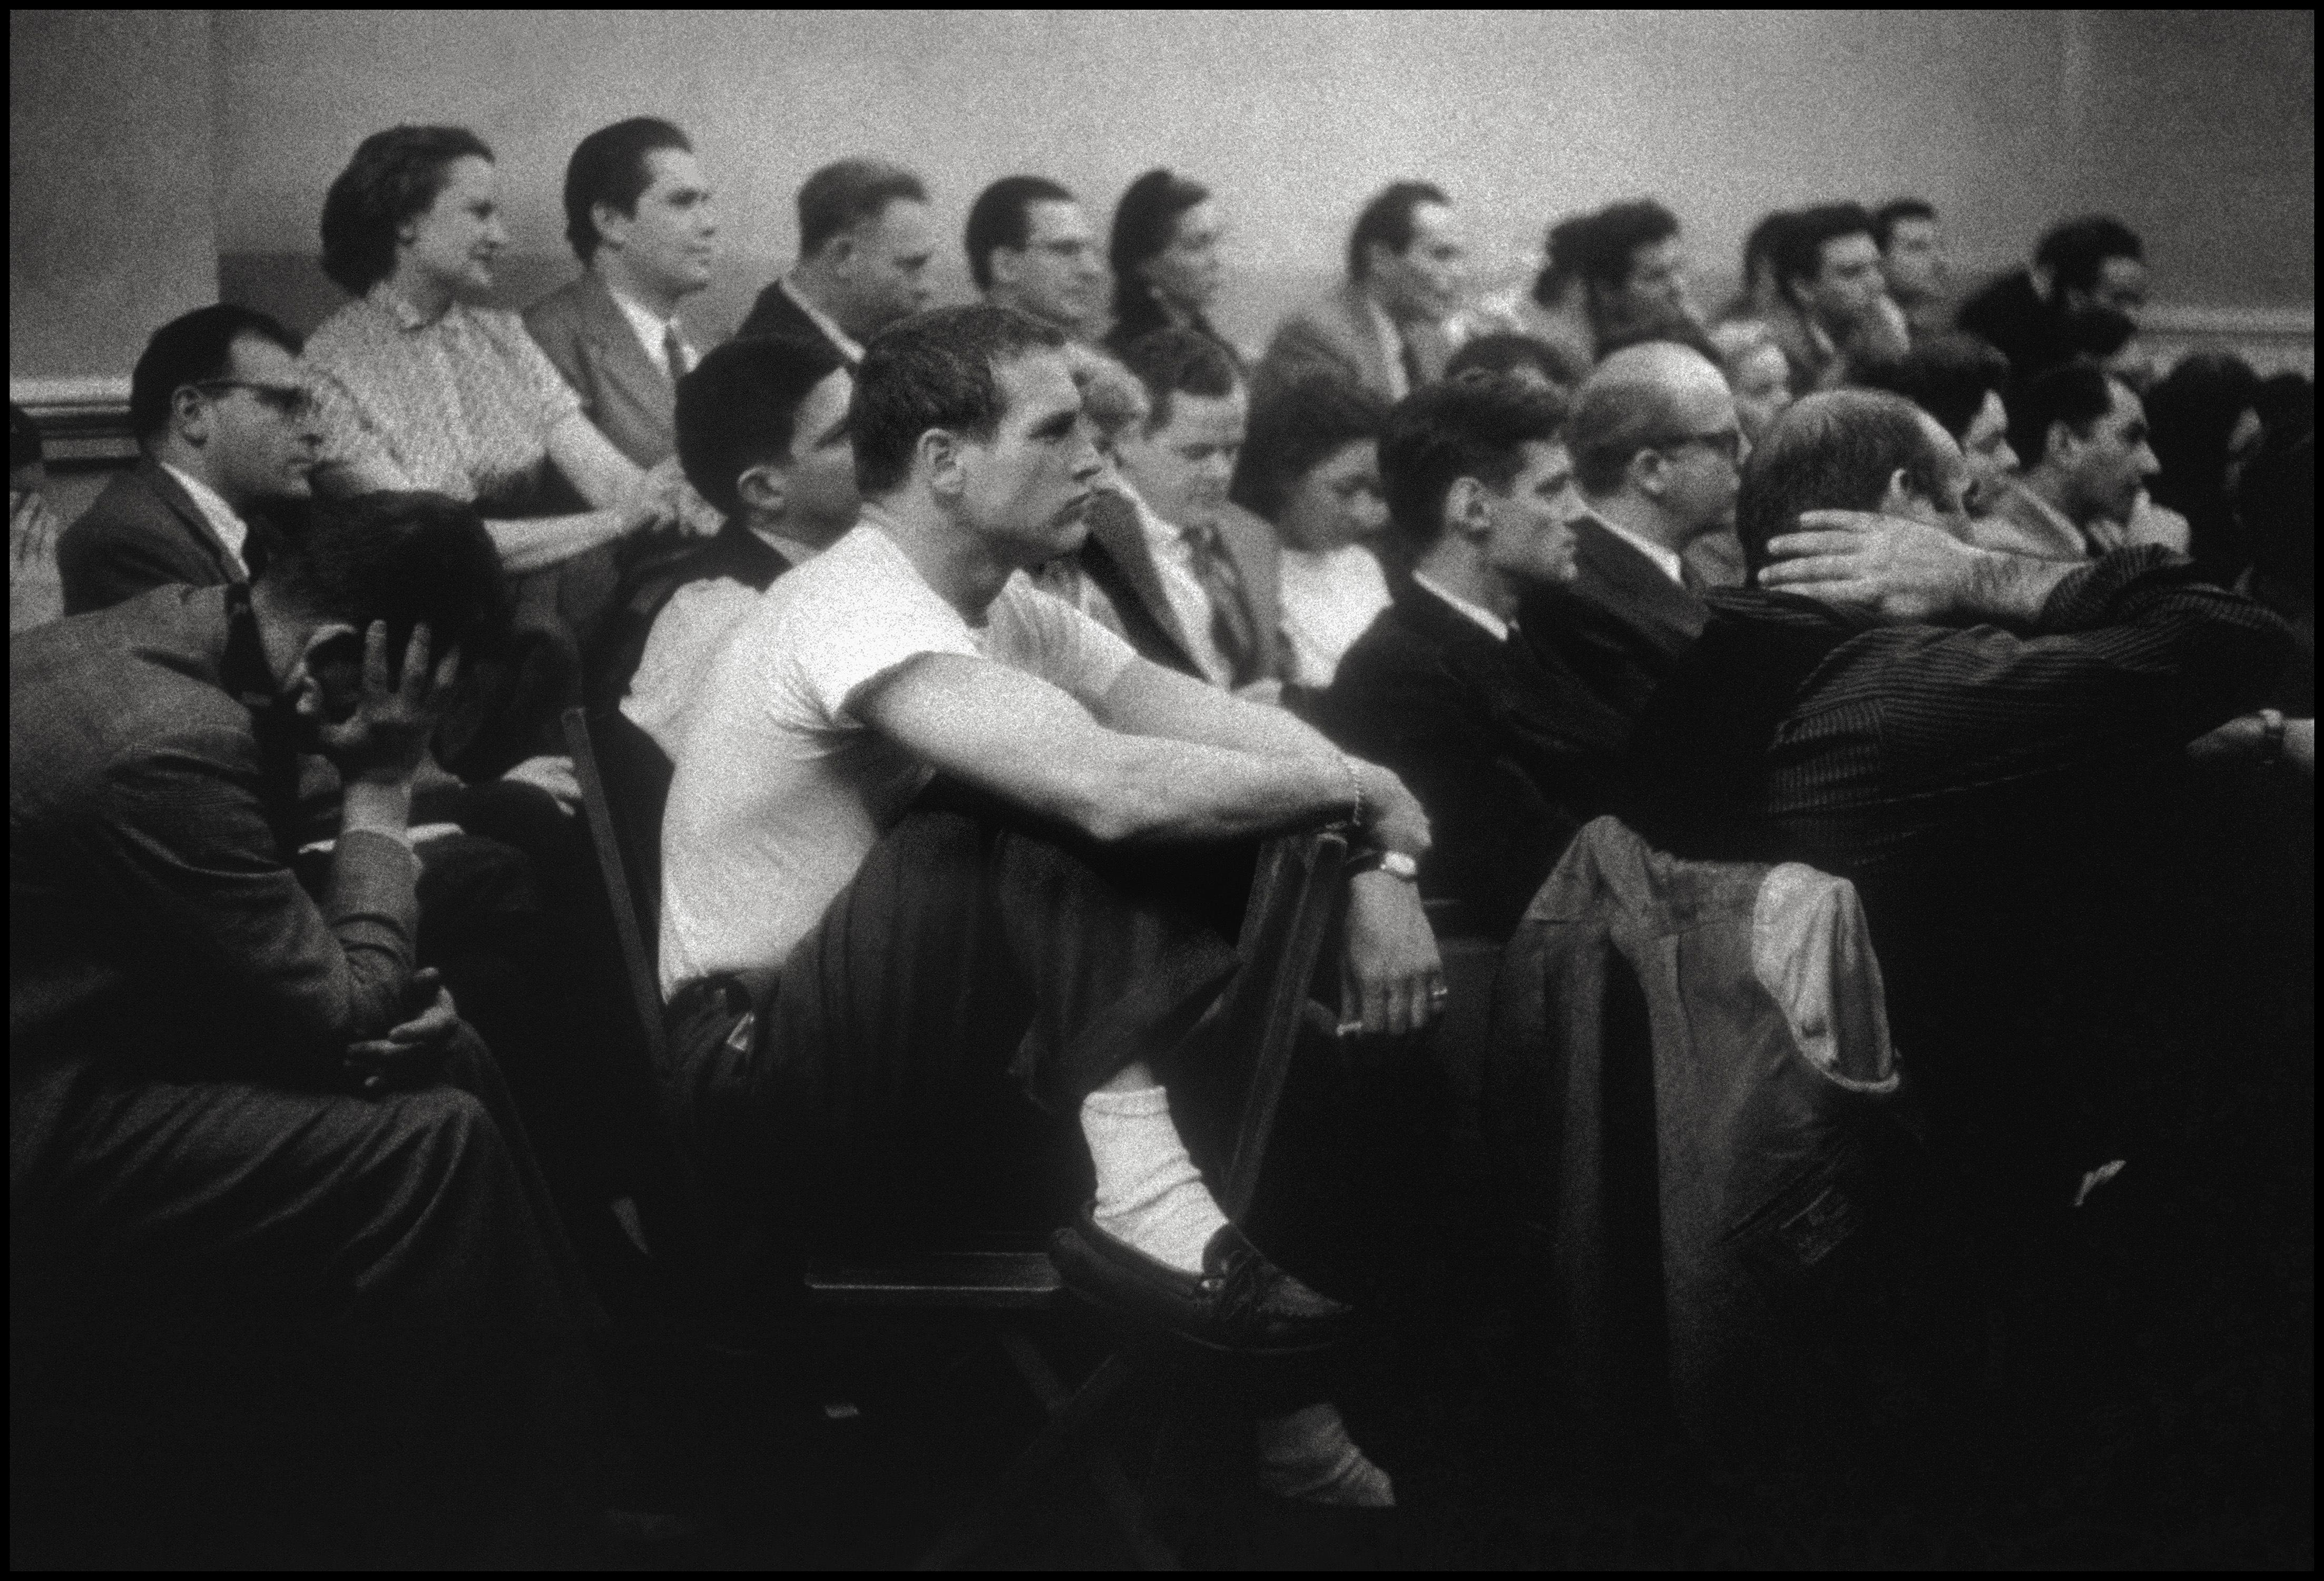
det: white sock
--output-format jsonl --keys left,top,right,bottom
{"left": 1079, "top": 1082, "right": 1228, "bottom": 1275}
{"left": 1256, "top": 1402, "right": 1396, "bottom": 1507}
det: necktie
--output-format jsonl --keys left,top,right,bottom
{"left": 1184, "top": 521, "right": 1262, "bottom": 687}
{"left": 662, "top": 325, "right": 689, "bottom": 382}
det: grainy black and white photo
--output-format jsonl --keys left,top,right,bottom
{"left": 9, "top": 8, "right": 2313, "bottom": 1569}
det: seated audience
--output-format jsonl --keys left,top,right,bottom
{"left": 1624, "top": 388, "right": 2291, "bottom": 1197}
{"left": 1850, "top": 333, "right": 2018, "bottom": 514}
{"left": 1256, "top": 181, "right": 1465, "bottom": 404}
{"left": 1443, "top": 330, "right": 1585, "bottom": 396}
{"left": 2146, "top": 352, "right": 2264, "bottom": 582}
{"left": 737, "top": 158, "right": 935, "bottom": 363}
{"left": 1528, "top": 199, "right": 1697, "bottom": 368}
{"left": 1719, "top": 209, "right": 1796, "bottom": 326}
{"left": 305, "top": 124, "right": 682, "bottom": 774}
{"left": 1874, "top": 197, "right": 1951, "bottom": 341}
{"left": 1761, "top": 202, "right": 1910, "bottom": 392}
{"left": 1982, "top": 361, "right": 2160, "bottom": 561}
{"left": 1231, "top": 372, "right": 1393, "bottom": 688}
{"left": 617, "top": 331, "right": 857, "bottom": 751}
{"left": 655, "top": 304, "right": 1440, "bottom": 1502}
{"left": 1517, "top": 342, "right": 1732, "bottom": 723}
{"left": 11, "top": 492, "right": 614, "bottom": 1547}
{"left": 1078, "top": 327, "right": 1282, "bottom": 689}
{"left": 525, "top": 116, "right": 717, "bottom": 470}
{"left": 9, "top": 403, "right": 64, "bottom": 632}
{"left": 58, "top": 305, "right": 317, "bottom": 614}
{"left": 1317, "top": 372, "right": 1628, "bottom": 938}
{"left": 1957, "top": 215, "right": 2148, "bottom": 381}
{"left": 964, "top": 175, "right": 1109, "bottom": 341}
{"left": 1104, "top": 168, "right": 1235, "bottom": 360}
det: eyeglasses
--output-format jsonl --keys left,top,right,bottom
{"left": 193, "top": 380, "right": 318, "bottom": 420}
{"left": 1656, "top": 427, "right": 1744, "bottom": 464}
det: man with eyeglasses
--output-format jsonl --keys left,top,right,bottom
{"left": 1517, "top": 341, "right": 1743, "bottom": 731}
{"left": 58, "top": 305, "right": 320, "bottom": 614}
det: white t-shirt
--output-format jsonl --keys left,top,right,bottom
{"left": 1277, "top": 543, "right": 1390, "bottom": 687}
{"left": 657, "top": 519, "right": 1136, "bottom": 996}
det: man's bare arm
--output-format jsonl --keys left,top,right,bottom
{"left": 1761, "top": 510, "right": 2080, "bottom": 625}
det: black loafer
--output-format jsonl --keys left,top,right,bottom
{"left": 1048, "top": 1205, "right": 1355, "bottom": 1358}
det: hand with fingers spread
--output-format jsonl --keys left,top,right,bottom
{"left": 315, "top": 621, "right": 462, "bottom": 787}
{"left": 344, "top": 967, "right": 459, "bottom": 1095}
{"left": 1759, "top": 508, "right": 1985, "bottom": 622}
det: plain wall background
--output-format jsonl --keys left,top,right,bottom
{"left": 13, "top": 8, "right": 2318, "bottom": 377}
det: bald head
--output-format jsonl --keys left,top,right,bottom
{"left": 1563, "top": 341, "right": 1743, "bottom": 548}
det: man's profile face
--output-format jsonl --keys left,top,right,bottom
{"left": 612, "top": 148, "right": 717, "bottom": 299}
{"left": 956, "top": 350, "right": 1104, "bottom": 565}
{"left": 2065, "top": 255, "right": 2149, "bottom": 329}
{"left": 1371, "top": 202, "right": 1466, "bottom": 325}
{"left": 209, "top": 335, "right": 321, "bottom": 506}
{"left": 1658, "top": 378, "right": 1748, "bottom": 536}
{"left": 1114, "top": 386, "right": 1246, "bottom": 534}
{"left": 1958, "top": 390, "right": 2019, "bottom": 516}
{"left": 1805, "top": 231, "right": 1886, "bottom": 329}
{"left": 2063, "top": 378, "right": 2160, "bottom": 523}
{"left": 777, "top": 367, "right": 861, "bottom": 544}
{"left": 1881, "top": 217, "right": 1945, "bottom": 303}
{"left": 994, "top": 200, "right": 1107, "bottom": 336}
{"left": 1605, "top": 236, "right": 1689, "bottom": 336}
{"left": 1480, "top": 439, "right": 1580, "bottom": 587}
{"left": 838, "top": 198, "right": 936, "bottom": 337}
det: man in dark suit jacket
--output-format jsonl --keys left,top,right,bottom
{"left": 1517, "top": 341, "right": 1740, "bottom": 726}
{"left": 1318, "top": 372, "right": 1627, "bottom": 938}
{"left": 58, "top": 304, "right": 319, "bottom": 614}
{"left": 12, "top": 495, "right": 612, "bottom": 1539}
{"left": 735, "top": 159, "right": 934, "bottom": 364}
{"left": 1253, "top": 181, "right": 1464, "bottom": 406}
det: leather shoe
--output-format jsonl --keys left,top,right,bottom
{"left": 1048, "top": 1205, "right": 1354, "bottom": 1357}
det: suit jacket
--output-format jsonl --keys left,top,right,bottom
{"left": 734, "top": 276, "right": 860, "bottom": 366}
{"left": 1316, "top": 574, "right": 1630, "bottom": 938}
{"left": 56, "top": 457, "right": 247, "bottom": 615}
{"left": 1974, "top": 480, "right": 2093, "bottom": 562}
{"left": 11, "top": 583, "right": 419, "bottom": 1184}
{"left": 524, "top": 271, "right": 679, "bottom": 468}
{"left": 1075, "top": 491, "right": 1284, "bottom": 685}
{"left": 1518, "top": 514, "right": 1710, "bottom": 728}
{"left": 1253, "top": 280, "right": 1450, "bottom": 405}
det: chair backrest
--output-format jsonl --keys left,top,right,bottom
{"left": 563, "top": 706, "right": 670, "bottom": 1064}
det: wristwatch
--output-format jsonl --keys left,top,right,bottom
{"left": 1349, "top": 848, "right": 1421, "bottom": 882}
{"left": 2257, "top": 708, "right": 2287, "bottom": 767}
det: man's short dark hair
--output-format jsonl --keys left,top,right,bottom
{"left": 1444, "top": 331, "right": 1586, "bottom": 392}
{"left": 1114, "top": 326, "right": 1241, "bottom": 435}
{"left": 675, "top": 332, "right": 849, "bottom": 517}
{"left": 10, "top": 404, "right": 43, "bottom": 474}
{"left": 128, "top": 304, "right": 305, "bottom": 441}
{"left": 1380, "top": 371, "right": 1567, "bottom": 555}
{"left": 320, "top": 125, "right": 495, "bottom": 295}
{"left": 1231, "top": 372, "right": 1388, "bottom": 522}
{"left": 562, "top": 117, "right": 691, "bottom": 263}
{"left": 799, "top": 159, "right": 928, "bottom": 259}
{"left": 1541, "top": 199, "right": 1681, "bottom": 302}
{"left": 1872, "top": 198, "right": 1937, "bottom": 252}
{"left": 1740, "top": 209, "right": 1798, "bottom": 288}
{"left": 1735, "top": 389, "right": 1949, "bottom": 579}
{"left": 261, "top": 491, "right": 511, "bottom": 666}
{"left": 851, "top": 305, "right": 1067, "bottom": 495}
{"left": 1850, "top": 334, "right": 2011, "bottom": 441}
{"left": 2035, "top": 216, "right": 2144, "bottom": 298}
{"left": 1348, "top": 181, "right": 1449, "bottom": 282}
{"left": 1773, "top": 203, "right": 1878, "bottom": 300}
{"left": 964, "top": 176, "right": 1075, "bottom": 292}
{"left": 2008, "top": 361, "right": 2117, "bottom": 468}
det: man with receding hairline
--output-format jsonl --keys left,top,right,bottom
{"left": 737, "top": 158, "right": 935, "bottom": 364}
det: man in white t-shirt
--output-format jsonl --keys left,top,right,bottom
{"left": 659, "top": 306, "right": 1443, "bottom": 1505}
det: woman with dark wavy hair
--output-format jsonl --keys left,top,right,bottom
{"left": 1103, "top": 168, "right": 1235, "bottom": 360}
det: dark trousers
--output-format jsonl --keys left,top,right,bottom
{"left": 10, "top": 1028, "right": 609, "bottom": 1559}
{"left": 663, "top": 804, "right": 1250, "bottom": 1245}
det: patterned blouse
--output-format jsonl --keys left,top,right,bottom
{"left": 303, "top": 285, "right": 582, "bottom": 508}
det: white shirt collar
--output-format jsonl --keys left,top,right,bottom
{"left": 1411, "top": 569, "right": 1509, "bottom": 643}
{"left": 1587, "top": 512, "right": 1687, "bottom": 586}
{"left": 782, "top": 276, "right": 865, "bottom": 363}
{"left": 158, "top": 461, "right": 249, "bottom": 575}
{"left": 603, "top": 279, "right": 691, "bottom": 377}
